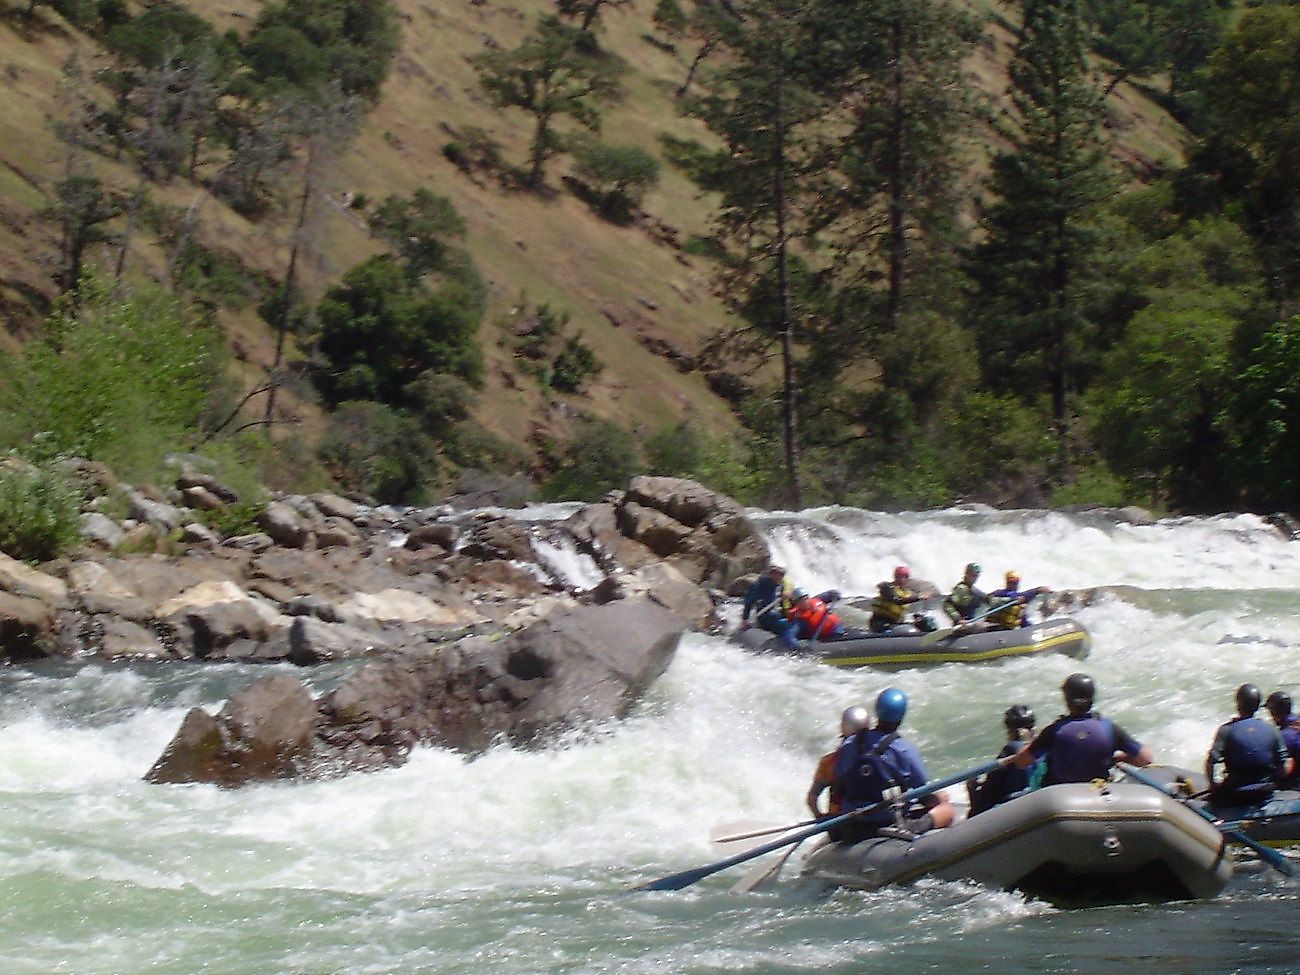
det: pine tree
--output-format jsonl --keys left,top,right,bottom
{"left": 689, "top": 0, "right": 828, "bottom": 506}
{"left": 969, "top": 0, "right": 1112, "bottom": 433}
{"left": 474, "top": 16, "right": 624, "bottom": 189}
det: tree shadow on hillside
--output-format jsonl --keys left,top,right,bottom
{"left": 0, "top": 3, "right": 74, "bottom": 40}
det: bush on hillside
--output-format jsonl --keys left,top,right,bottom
{"left": 541, "top": 417, "right": 640, "bottom": 502}
{"left": 643, "top": 419, "right": 763, "bottom": 504}
{"left": 572, "top": 141, "right": 661, "bottom": 220}
{"left": 314, "top": 255, "right": 483, "bottom": 409}
{"left": 0, "top": 461, "right": 82, "bottom": 563}
{"left": 0, "top": 277, "right": 223, "bottom": 485}
{"left": 317, "top": 401, "right": 437, "bottom": 504}
{"left": 243, "top": 0, "right": 399, "bottom": 102}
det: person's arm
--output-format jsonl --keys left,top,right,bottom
{"left": 807, "top": 752, "right": 835, "bottom": 817}
{"left": 1205, "top": 725, "right": 1227, "bottom": 784}
{"left": 1272, "top": 728, "right": 1293, "bottom": 780}
{"left": 1110, "top": 722, "right": 1152, "bottom": 768}
{"left": 1014, "top": 726, "right": 1051, "bottom": 769}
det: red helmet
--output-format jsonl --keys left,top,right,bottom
{"left": 894, "top": 565, "right": 910, "bottom": 579}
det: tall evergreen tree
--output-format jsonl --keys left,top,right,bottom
{"left": 799, "top": 0, "right": 982, "bottom": 466}
{"left": 969, "top": 0, "right": 1112, "bottom": 434}
{"left": 689, "top": 0, "right": 828, "bottom": 506}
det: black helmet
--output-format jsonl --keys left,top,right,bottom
{"left": 1003, "top": 704, "right": 1035, "bottom": 730}
{"left": 1062, "top": 673, "right": 1095, "bottom": 709}
{"left": 1236, "top": 683, "right": 1262, "bottom": 716}
{"left": 1267, "top": 691, "right": 1293, "bottom": 719}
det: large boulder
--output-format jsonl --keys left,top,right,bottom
{"left": 0, "top": 551, "right": 69, "bottom": 606}
{"left": 614, "top": 476, "right": 769, "bottom": 589}
{"left": 144, "top": 599, "right": 687, "bottom": 785}
{"left": 145, "top": 674, "right": 318, "bottom": 787}
{"left": 0, "top": 590, "right": 57, "bottom": 660}
{"left": 315, "top": 598, "right": 687, "bottom": 765}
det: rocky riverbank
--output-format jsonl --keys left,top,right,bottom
{"left": 0, "top": 471, "right": 772, "bottom": 785}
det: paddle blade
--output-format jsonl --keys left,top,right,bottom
{"left": 730, "top": 841, "right": 804, "bottom": 894}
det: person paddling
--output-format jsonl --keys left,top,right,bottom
{"left": 1266, "top": 690, "right": 1300, "bottom": 789}
{"left": 1205, "top": 683, "right": 1292, "bottom": 808}
{"left": 1013, "top": 673, "right": 1152, "bottom": 783}
{"left": 943, "top": 562, "right": 987, "bottom": 625}
{"left": 831, "top": 687, "right": 955, "bottom": 842}
{"left": 869, "top": 566, "right": 923, "bottom": 633}
{"left": 967, "top": 704, "right": 1043, "bottom": 816}
{"left": 984, "top": 570, "right": 1051, "bottom": 630}
{"left": 807, "top": 705, "right": 871, "bottom": 818}
{"left": 739, "top": 565, "right": 795, "bottom": 639}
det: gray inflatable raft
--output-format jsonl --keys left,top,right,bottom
{"left": 799, "top": 781, "right": 1232, "bottom": 903}
{"left": 733, "top": 617, "right": 1090, "bottom": 669}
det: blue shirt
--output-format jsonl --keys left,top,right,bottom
{"left": 832, "top": 728, "right": 929, "bottom": 825}
{"left": 743, "top": 576, "right": 788, "bottom": 619}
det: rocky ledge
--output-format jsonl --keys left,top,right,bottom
{"left": 0, "top": 472, "right": 772, "bottom": 785}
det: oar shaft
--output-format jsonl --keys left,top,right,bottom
{"left": 715, "top": 819, "right": 820, "bottom": 844}
{"left": 631, "top": 757, "right": 1003, "bottom": 892}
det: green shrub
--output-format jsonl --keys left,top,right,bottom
{"left": 196, "top": 497, "right": 266, "bottom": 539}
{"left": 0, "top": 277, "right": 223, "bottom": 485}
{"left": 315, "top": 255, "right": 483, "bottom": 408}
{"left": 318, "top": 401, "right": 436, "bottom": 503}
{"left": 542, "top": 417, "right": 640, "bottom": 502}
{"left": 550, "top": 333, "right": 602, "bottom": 392}
{"left": 644, "top": 420, "right": 763, "bottom": 504}
{"left": 0, "top": 462, "right": 82, "bottom": 563}
{"left": 572, "top": 141, "right": 660, "bottom": 219}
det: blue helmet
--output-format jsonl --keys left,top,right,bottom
{"left": 875, "top": 687, "right": 908, "bottom": 725}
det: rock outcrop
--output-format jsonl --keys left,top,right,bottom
{"left": 0, "top": 471, "right": 761, "bottom": 786}
{"left": 145, "top": 599, "right": 687, "bottom": 785}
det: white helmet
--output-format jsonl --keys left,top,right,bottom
{"left": 840, "top": 705, "right": 871, "bottom": 736}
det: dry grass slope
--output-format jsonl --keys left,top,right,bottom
{"left": 0, "top": 0, "right": 1185, "bottom": 470}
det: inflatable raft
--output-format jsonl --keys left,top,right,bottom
{"left": 1119, "top": 766, "right": 1300, "bottom": 849}
{"left": 732, "top": 617, "right": 1090, "bottom": 669}
{"left": 799, "top": 780, "right": 1232, "bottom": 903}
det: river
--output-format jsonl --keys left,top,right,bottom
{"left": 1, "top": 506, "right": 1297, "bottom": 974}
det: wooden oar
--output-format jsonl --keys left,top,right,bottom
{"left": 1118, "top": 762, "right": 1293, "bottom": 877}
{"left": 629, "top": 757, "right": 1004, "bottom": 892}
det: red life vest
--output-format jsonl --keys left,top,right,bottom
{"left": 792, "top": 598, "right": 839, "bottom": 639}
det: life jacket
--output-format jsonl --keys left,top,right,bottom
{"left": 986, "top": 588, "right": 1024, "bottom": 629}
{"left": 834, "top": 730, "right": 901, "bottom": 812}
{"left": 1221, "top": 717, "right": 1283, "bottom": 789}
{"left": 777, "top": 579, "right": 794, "bottom": 615}
{"left": 792, "top": 598, "right": 838, "bottom": 640}
{"left": 871, "top": 583, "right": 912, "bottom": 625}
{"left": 944, "top": 582, "right": 976, "bottom": 621}
{"left": 1043, "top": 714, "right": 1116, "bottom": 785}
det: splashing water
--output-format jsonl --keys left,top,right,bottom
{"left": 1, "top": 507, "right": 1297, "bottom": 974}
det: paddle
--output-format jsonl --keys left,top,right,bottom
{"left": 736, "top": 595, "right": 783, "bottom": 635}
{"left": 730, "top": 837, "right": 808, "bottom": 894}
{"left": 711, "top": 819, "right": 820, "bottom": 847}
{"left": 629, "top": 757, "right": 1004, "bottom": 892}
{"left": 919, "top": 594, "right": 1030, "bottom": 648}
{"left": 1117, "top": 762, "right": 1294, "bottom": 877}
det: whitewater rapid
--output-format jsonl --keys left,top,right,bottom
{"left": 1, "top": 506, "right": 1297, "bottom": 974}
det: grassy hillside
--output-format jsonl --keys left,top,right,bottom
{"left": 0, "top": 0, "right": 1187, "bottom": 484}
